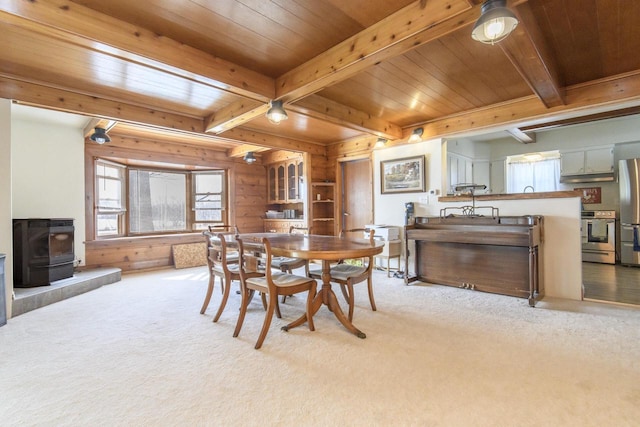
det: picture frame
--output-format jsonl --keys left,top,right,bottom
{"left": 380, "top": 156, "right": 426, "bottom": 194}
{"left": 575, "top": 186, "right": 601, "bottom": 204}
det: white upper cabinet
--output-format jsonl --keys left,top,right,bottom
{"left": 560, "top": 146, "right": 614, "bottom": 176}
{"left": 447, "top": 153, "right": 473, "bottom": 192}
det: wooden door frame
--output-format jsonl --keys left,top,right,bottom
{"left": 336, "top": 154, "right": 374, "bottom": 234}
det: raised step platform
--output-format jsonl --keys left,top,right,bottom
{"left": 12, "top": 268, "right": 121, "bottom": 317}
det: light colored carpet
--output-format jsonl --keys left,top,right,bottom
{"left": 1, "top": 267, "right": 639, "bottom": 426}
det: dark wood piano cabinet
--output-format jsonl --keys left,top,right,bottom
{"left": 404, "top": 216, "right": 543, "bottom": 306}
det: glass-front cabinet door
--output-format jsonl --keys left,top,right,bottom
{"left": 288, "top": 162, "right": 297, "bottom": 201}
{"left": 277, "top": 164, "right": 286, "bottom": 202}
{"left": 268, "top": 165, "right": 277, "bottom": 203}
{"left": 297, "top": 160, "right": 304, "bottom": 202}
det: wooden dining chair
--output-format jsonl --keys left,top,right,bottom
{"left": 309, "top": 228, "right": 376, "bottom": 321}
{"left": 270, "top": 225, "right": 313, "bottom": 303}
{"left": 201, "top": 231, "right": 242, "bottom": 323}
{"left": 233, "top": 236, "right": 317, "bottom": 349}
{"left": 208, "top": 224, "right": 240, "bottom": 265}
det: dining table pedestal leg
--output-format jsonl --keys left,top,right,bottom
{"left": 282, "top": 260, "right": 366, "bottom": 339}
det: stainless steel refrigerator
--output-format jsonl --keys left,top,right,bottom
{"left": 619, "top": 158, "right": 640, "bottom": 266}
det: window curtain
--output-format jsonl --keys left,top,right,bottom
{"left": 507, "top": 158, "right": 560, "bottom": 193}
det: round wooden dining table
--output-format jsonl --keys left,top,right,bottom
{"left": 237, "top": 233, "right": 384, "bottom": 338}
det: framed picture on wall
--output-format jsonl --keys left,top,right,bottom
{"left": 576, "top": 187, "right": 601, "bottom": 204}
{"left": 380, "top": 156, "right": 426, "bottom": 194}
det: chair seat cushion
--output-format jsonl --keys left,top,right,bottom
{"left": 309, "top": 264, "right": 367, "bottom": 280}
{"left": 246, "top": 272, "right": 312, "bottom": 289}
{"left": 211, "top": 263, "right": 241, "bottom": 275}
{"left": 328, "top": 264, "right": 367, "bottom": 280}
{"left": 270, "top": 256, "right": 301, "bottom": 267}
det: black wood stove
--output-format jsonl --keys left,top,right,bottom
{"left": 13, "top": 218, "right": 75, "bottom": 287}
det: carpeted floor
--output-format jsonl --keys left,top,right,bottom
{"left": 1, "top": 267, "right": 639, "bottom": 426}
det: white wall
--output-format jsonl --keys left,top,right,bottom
{"left": 0, "top": 99, "right": 12, "bottom": 319}
{"left": 11, "top": 113, "right": 86, "bottom": 268}
{"left": 373, "top": 138, "right": 444, "bottom": 227}
{"left": 373, "top": 136, "right": 582, "bottom": 301}
{"left": 450, "top": 116, "right": 640, "bottom": 212}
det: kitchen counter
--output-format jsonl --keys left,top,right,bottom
{"left": 439, "top": 190, "right": 581, "bottom": 203}
{"left": 427, "top": 191, "right": 582, "bottom": 301}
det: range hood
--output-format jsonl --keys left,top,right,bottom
{"left": 560, "top": 172, "right": 616, "bottom": 183}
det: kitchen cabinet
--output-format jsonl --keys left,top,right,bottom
{"left": 267, "top": 157, "right": 304, "bottom": 203}
{"left": 447, "top": 153, "right": 473, "bottom": 193}
{"left": 310, "top": 182, "right": 337, "bottom": 235}
{"left": 560, "top": 146, "right": 614, "bottom": 176}
{"left": 490, "top": 159, "right": 506, "bottom": 194}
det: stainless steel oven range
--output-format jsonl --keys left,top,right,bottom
{"left": 581, "top": 210, "right": 616, "bottom": 264}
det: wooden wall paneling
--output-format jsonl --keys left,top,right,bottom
{"left": 84, "top": 234, "right": 205, "bottom": 271}
{"left": 84, "top": 137, "right": 268, "bottom": 271}
{"left": 309, "top": 153, "right": 334, "bottom": 182}
{"left": 232, "top": 162, "right": 267, "bottom": 233}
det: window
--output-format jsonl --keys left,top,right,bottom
{"left": 129, "top": 169, "right": 187, "bottom": 233}
{"left": 94, "top": 159, "right": 227, "bottom": 237}
{"left": 193, "top": 171, "right": 226, "bottom": 230}
{"left": 96, "top": 160, "right": 126, "bottom": 237}
{"left": 506, "top": 151, "right": 561, "bottom": 193}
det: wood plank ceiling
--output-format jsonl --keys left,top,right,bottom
{"left": 2, "top": 0, "right": 640, "bottom": 157}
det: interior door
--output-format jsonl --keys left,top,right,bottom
{"left": 341, "top": 158, "right": 373, "bottom": 232}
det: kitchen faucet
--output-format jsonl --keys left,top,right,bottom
{"left": 523, "top": 185, "right": 535, "bottom": 193}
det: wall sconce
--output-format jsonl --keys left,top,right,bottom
{"left": 265, "top": 100, "right": 288, "bottom": 124}
{"left": 374, "top": 137, "right": 387, "bottom": 148}
{"left": 408, "top": 127, "right": 424, "bottom": 144}
{"left": 243, "top": 152, "right": 257, "bottom": 164}
{"left": 471, "top": 0, "right": 519, "bottom": 45}
{"left": 90, "top": 127, "right": 111, "bottom": 144}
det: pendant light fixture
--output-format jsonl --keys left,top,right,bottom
{"left": 90, "top": 127, "right": 111, "bottom": 144}
{"left": 243, "top": 152, "right": 257, "bottom": 164}
{"left": 471, "top": 0, "right": 519, "bottom": 45}
{"left": 408, "top": 127, "right": 424, "bottom": 144}
{"left": 265, "top": 100, "right": 288, "bottom": 125}
{"left": 374, "top": 137, "right": 387, "bottom": 148}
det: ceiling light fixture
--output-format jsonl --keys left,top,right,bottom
{"left": 375, "top": 137, "right": 387, "bottom": 148}
{"left": 408, "top": 127, "right": 424, "bottom": 144}
{"left": 243, "top": 152, "right": 257, "bottom": 164}
{"left": 265, "top": 100, "right": 288, "bottom": 125}
{"left": 471, "top": 0, "right": 519, "bottom": 45}
{"left": 89, "top": 127, "right": 111, "bottom": 144}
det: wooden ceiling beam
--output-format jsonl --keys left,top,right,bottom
{"left": 417, "top": 71, "right": 640, "bottom": 141}
{"left": 205, "top": 100, "right": 267, "bottom": 134}
{"left": 290, "top": 95, "right": 403, "bottom": 140}
{"left": 275, "top": 0, "right": 475, "bottom": 102}
{"left": 218, "top": 128, "right": 327, "bottom": 156}
{"left": 214, "top": 0, "right": 486, "bottom": 137}
{"left": 0, "top": 75, "right": 204, "bottom": 133}
{"left": 499, "top": 2, "right": 565, "bottom": 108}
{"left": 506, "top": 128, "right": 536, "bottom": 143}
{"left": 333, "top": 70, "right": 640, "bottom": 157}
{"left": 0, "top": 0, "right": 274, "bottom": 101}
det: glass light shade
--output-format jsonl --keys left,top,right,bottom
{"left": 244, "top": 152, "right": 257, "bottom": 163}
{"left": 408, "top": 127, "right": 424, "bottom": 144}
{"left": 266, "top": 100, "right": 288, "bottom": 124}
{"left": 471, "top": 0, "right": 518, "bottom": 45}
{"left": 90, "top": 127, "right": 111, "bottom": 144}
{"left": 375, "top": 138, "right": 387, "bottom": 148}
